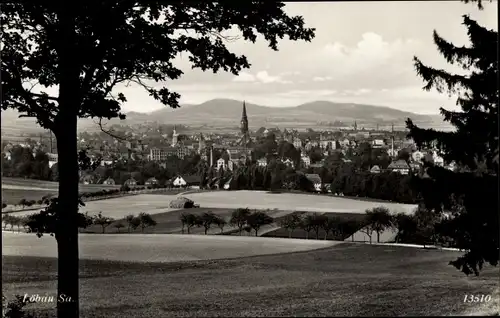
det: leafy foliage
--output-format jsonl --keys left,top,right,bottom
{"left": 246, "top": 211, "right": 274, "bottom": 236}
{"left": 24, "top": 197, "right": 88, "bottom": 238}
{"left": 230, "top": 208, "right": 251, "bottom": 235}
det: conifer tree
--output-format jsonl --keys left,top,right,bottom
{"left": 406, "top": 2, "right": 498, "bottom": 275}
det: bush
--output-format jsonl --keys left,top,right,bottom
{"left": 120, "top": 184, "right": 130, "bottom": 192}
{"left": 36, "top": 200, "right": 43, "bottom": 205}
{"left": 169, "top": 197, "right": 195, "bottom": 209}
{"left": 2, "top": 202, "right": 7, "bottom": 209}
{"left": 146, "top": 186, "right": 152, "bottom": 190}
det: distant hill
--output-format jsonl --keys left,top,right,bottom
{"left": 1, "top": 99, "right": 451, "bottom": 136}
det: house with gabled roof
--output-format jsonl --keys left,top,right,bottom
{"left": 387, "top": 159, "right": 410, "bottom": 175}
{"left": 305, "top": 173, "right": 322, "bottom": 192}
{"left": 370, "top": 165, "right": 381, "bottom": 174}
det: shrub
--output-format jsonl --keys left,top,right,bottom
{"left": 169, "top": 197, "right": 195, "bottom": 209}
{"left": 18, "top": 199, "right": 28, "bottom": 207}
{"left": 36, "top": 199, "right": 43, "bottom": 205}
{"left": 120, "top": 184, "right": 130, "bottom": 192}
{"left": 146, "top": 186, "right": 152, "bottom": 190}
{"left": 2, "top": 202, "right": 7, "bottom": 209}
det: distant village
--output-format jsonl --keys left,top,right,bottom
{"left": 2, "top": 101, "right": 453, "bottom": 191}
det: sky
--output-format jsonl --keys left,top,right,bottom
{"left": 32, "top": 1, "right": 499, "bottom": 115}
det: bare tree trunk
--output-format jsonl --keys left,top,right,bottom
{"left": 377, "top": 231, "right": 380, "bottom": 243}
{"left": 55, "top": 111, "right": 80, "bottom": 318}
{"left": 54, "top": 6, "right": 80, "bottom": 316}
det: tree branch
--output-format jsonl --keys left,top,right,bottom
{"left": 95, "top": 118, "right": 128, "bottom": 141}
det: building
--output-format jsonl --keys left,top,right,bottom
{"left": 47, "top": 153, "right": 58, "bottom": 168}
{"left": 370, "top": 165, "right": 381, "bottom": 174}
{"left": 412, "top": 150, "right": 424, "bottom": 163}
{"left": 102, "top": 177, "right": 115, "bottom": 185}
{"left": 432, "top": 151, "right": 444, "bottom": 167}
{"left": 387, "top": 159, "right": 410, "bottom": 175}
{"left": 124, "top": 178, "right": 137, "bottom": 187}
{"left": 372, "top": 139, "right": 385, "bottom": 148}
{"left": 171, "top": 126, "right": 179, "bottom": 147}
{"left": 145, "top": 177, "right": 158, "bottom": 186}
{"left": 305, "top": 174, "right": 322, "bottom": 192}
{"left": 80, "top": 174, "right": 95, "bottom": 185}
{"left": 149, "top": 147, "right": 167, "bottom": 161}
{"left": 216, "top": 158, "right": 226, "bottom": 171}
{"left": 293, "top": 137, "right": 303, "bottom": 149}
{"left": 198, "top": 133, "right": 206, "bottom": 154}
{"left": 238, "top": 101, "right": 252, "bottom": 148}
{"left": 301, "top": 155, "right": 311, "bottom": 168}
{"left": 173, "top": 175, "right": 201, "bottom": 188}
{"left": 257, "top": 158, "right": 267, "bottom": 167}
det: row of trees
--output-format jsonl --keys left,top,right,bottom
{"left": 179, "top": 208, "right": 275, "bottom": 237}
{"left": 3, "top": 211, "right": 158, "bottom": 234}
{"left": 1, "top": 146, "right": 52, "bottom": 180}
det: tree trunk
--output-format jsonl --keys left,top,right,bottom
{"left": 55, "top": 113, "right": 80, "bottom": 318}
{"left": 205, "top": 227, "right": 208, "bottom": 235}
{"left": 288, "top": 230, "right": 292, "bottom": 238}
{"left": 54, "top": 6, "right": 80, "bottom": 316}
{"left": 102, "top": 227, "right": 105, "bottom": 234}
{"left": 351, "top": 234, "right": 354, "bottom": 242}
{"left": 305, "top": 231, "right": 309, "bottom": 239}
{"left": 255, "top": 229, "right": 258, "bottom": 236}
{"left": 377, "top": 231, "right": 380, "bottom": 243}
{"left": 187, "top": 227, "right": 190, "bottom": 234}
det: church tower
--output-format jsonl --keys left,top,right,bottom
{"left": 172, "top": 125, "right": 179, "bottom": 147}
{"left": 240, "top": 101, "right": 250, "bottom": 147}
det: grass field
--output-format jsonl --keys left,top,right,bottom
{"left": 181, "top": 190, "right": 417, "bottom": 214}
{"left": 2, "top": 241, "right": 497, "bottom": 317}
{"left": 1, "top": 177, "right": 122, "bottom": 205}
{"left": 1, "top": 188, "right": 58, "bottom": 205}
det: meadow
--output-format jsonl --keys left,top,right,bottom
{"left": 1, "top": 177, "right": 122, "bottom": 205}
{"left": 2, "top": 241, "right": 497, "bottom": 317}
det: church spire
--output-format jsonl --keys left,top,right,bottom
{"left": 242, "top": 101, "right": 248, "bottom": 121}
{"left": 240, "top": 101, "right": 248, "bottom": 135}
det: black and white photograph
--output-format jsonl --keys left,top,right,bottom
{"left": 1, "top": 1, "right": 498, "bottom": 317}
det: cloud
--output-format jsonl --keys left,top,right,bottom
{"left": 232, "top": 71, "right": 256, "bottom": 82}
{"left": 312, "top": 76, "right": 333, "bottom": 82}
{"left": 255, "top": 71, "right": 292, "bottom": 84}
{"left": 233, "top": 71, "right": 292, "bottom": 84}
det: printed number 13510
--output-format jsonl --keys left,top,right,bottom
{"left": 464, "top": 294, "right": 492, "bottom": 303}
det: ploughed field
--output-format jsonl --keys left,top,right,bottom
{"left": 2, "top": 238, "right": 497, "bottom": 317}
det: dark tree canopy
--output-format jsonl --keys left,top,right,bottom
{"left": 406, "top": 9, "right": 498, "bottom": 276}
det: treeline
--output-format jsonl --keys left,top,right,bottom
{"left": 215, "top": 161, "right": 417, "bottom": 204}
{"left": 178, "top": 208, "right": 275, "bottom": 236}
{"left": 1, "top": 146, "right": 52, "bottom": 180}
{"left": 3, "top": 210, "right": 158, "bottom": 235}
